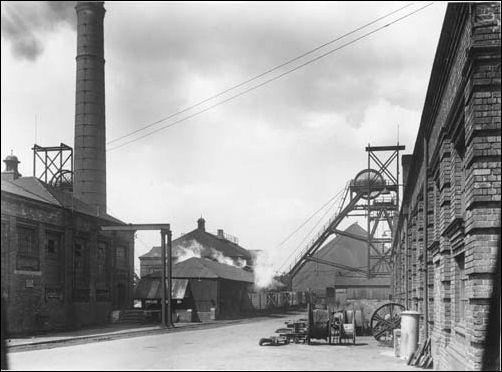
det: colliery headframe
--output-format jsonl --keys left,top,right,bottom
{"left": 1, "top": 2, "right": 500, "bottom": 372}
{"left": 285, "top": 144, "right": 405, "bottom": 281}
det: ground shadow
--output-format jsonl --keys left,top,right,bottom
{"left": 307, "top": 341, "right": 369, "bottom": 347}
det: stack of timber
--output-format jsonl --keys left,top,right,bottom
{"left": 407, "top": 337, "right": 433, "bottom": 369}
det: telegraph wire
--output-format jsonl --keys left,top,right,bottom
{"left": 275, "top": 186, "right": 346, "bottom": 250}
{"left": 107, "top": 4, "right": 435, "bottom": 152}
{"left": 106, "top": 2, "right": 415, "bottom": 147}
{"left": 276, "top": 185, "right": 346, "bottom": 273}
{"left": 108, "top": 2, "right": 433, "bottom": 152}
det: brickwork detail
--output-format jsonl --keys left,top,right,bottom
{"left": 392, "top": 3, "right": 500, "bottom": 370}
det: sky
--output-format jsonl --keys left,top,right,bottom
{"left": 1, "top": 1, "right": 448, "bottom": 275}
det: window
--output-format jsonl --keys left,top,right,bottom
{"left": 96, "top": 241, "right": 109, "bottom": 297}
{"left": 455, "top": 253, "right": 467, "bottom": 323}
{"left": 116, "top": 246, "right": 127, "bottom": 267}
{"left": 73, "top": 239, "right": 89, "bottom": 289}
{"left": 17, "top": 227, "right": 39, "bottom": 271}
{"left": 46, "top": 233, "right": 61, "bottom": 258}
{"left": 46, "top": 232, "right": 62, "bottom": 286}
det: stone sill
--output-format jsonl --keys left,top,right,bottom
{"left": 14, "top": 270, "right": 42, "bottom": 276}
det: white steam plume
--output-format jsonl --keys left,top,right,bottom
{"left": 175, "top": 240, "right": 204, "bottom": 263}
{"left": 253, "top": 251, "right": 284, "bottom": 290}
{"left": 174, "top": 239, "right": 247, "bottom": 269}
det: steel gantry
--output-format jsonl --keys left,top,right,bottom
{"left": 32, "top": 143, "right": 73, "bottom": 190}
{"left": 286, "top": 144, "right": 404, "bottom": 281}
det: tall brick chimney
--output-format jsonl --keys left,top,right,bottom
{"left": 74, "top": 1, "right": 107, "bottom": 214}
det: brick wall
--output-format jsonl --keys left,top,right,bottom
{"left": 1, "top": 192, "right": 135, "bottom": 334}
{"left": 392, "top": 3, "right": 500, "bottom": 370}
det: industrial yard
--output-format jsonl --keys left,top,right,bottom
{"left": 1, "top": 1, "right": 500, "bottom": 371}
{"left": 8, "top": 314, "right": 416, "bottom": 371}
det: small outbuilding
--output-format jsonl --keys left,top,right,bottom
{"left": 134, "top": 257, "right": 254, "bottom": 322}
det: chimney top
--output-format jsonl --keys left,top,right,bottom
{"left": 2, "top": 153, "right": 21, "bottom": 181}
{"left": 197, "top": 217, "right": 206, "bottom": 231}
{"left": 217, "top": 229, "right": 224, "bottom": 239}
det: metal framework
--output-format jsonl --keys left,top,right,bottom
{"left": 32, "top": 143, "right": 73, "bottom": 190}
{"left": 101, "top": 224, "right": 173, "bottom": 328}
{"left": 287, "top": 144, "right": 404, "bottom": 280}
{"left": 364, "top": 144, "right": 404, "bottom": 278}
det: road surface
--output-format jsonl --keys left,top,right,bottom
{"left": 8, "top": 315, "right": 418, "bottom": 370}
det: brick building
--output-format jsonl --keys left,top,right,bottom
{"left": 1, "top": 163, "right": 135, "bottom": 334}
{"left": 391, "top": 3, "right": 500, "bottom": 370}
{"left": 139, "top": 217, "right": 252, "bottom": 278}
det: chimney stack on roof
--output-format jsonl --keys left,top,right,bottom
{"left": 73, "top": 1, "right": 107, "bottom": 213}
{"left": 2, "top": 153, "right": 21, "bottom": 181}
{"left": 217, "top": 229, "right": 224, "bottom": 239}
{"left": 197, "top": 217, "right": 206, "bottom": 231}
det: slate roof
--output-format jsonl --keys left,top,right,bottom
{"left": 145, "top": 257, "right": 254, "bottom": 284}
{"left": 1, "top": 177, "right": 124, "bottom": 224}
{"left": 140, "top": 227, "right": 251, "bottom": 260}
{"left": 292, "top": 222, "right": 390, "bottom": 290}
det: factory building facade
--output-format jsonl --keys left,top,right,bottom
{"left": 139, "top": 217, "right": 253, "bottom": 277}
{"left": 391, "top": 3, "right": 500, "bottom": 371}
{"left": 1, "top": 166, "right": 134, "bottom": 334}
{"left": 1, "top": 2, "right": 137, "bottom": 335}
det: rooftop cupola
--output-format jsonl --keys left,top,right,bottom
{"left": 2, "top": 152, "right": 21, "bottom": 181}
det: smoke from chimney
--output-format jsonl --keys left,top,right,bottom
{"left": 1, "top": 1, "right": 76, "bottom": 61}
{"left": 73, "top": 1, "right": 107, "bottom": 213}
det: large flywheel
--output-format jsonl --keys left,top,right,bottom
{"left": 370, "top": 302, "right": 405, "bottom": 341}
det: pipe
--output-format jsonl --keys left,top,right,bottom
{"left": 423, "top": 137, "right": 429, "bottom": 339}
{"left": 405, "top": 215, "right": 409, "bottom": 309}
{"left": 167, "top": 229, "right": 173, "bottom": 327}
{"left": 161, "top": 229, "right": 166, "bottom": 327}
{"left": 367, "top": 144, "right": 371, "bottom": 279}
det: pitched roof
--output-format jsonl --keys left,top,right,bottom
{"left": 134, "top": 278, "right": 189, "bottom": 300}
{"left": 146, "top": 257, "right": 254, "bottom": 283}
{"left": 292, "top": 222, "right": 390, "bottom": 290}
{"left": 1, "top": 177, "right": 124, "bottom": 224}
{"left": 140, "top": 227, "right": 251, "bottom": 260}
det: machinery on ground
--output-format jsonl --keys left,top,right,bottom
{"left": 370, "top": 302, "right": 405, "bottom": 342}
{"left": 259, "top": 303, "right": 357, "bottom": 346}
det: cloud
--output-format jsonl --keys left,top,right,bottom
{"left": 1, "top": 1, "right": 76, "bottom": 61}
{"left": 102, "top": 1, "right": 445, "bottom": 147}
{"left": 1, "top": 1, "right": 448, "bottom": 275}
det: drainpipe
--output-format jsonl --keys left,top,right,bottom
{"left": 405, "top": 214, "right": 409, "bottom": 309}
{"left": 423, "top": 138, "right": 429, "bottom": 340}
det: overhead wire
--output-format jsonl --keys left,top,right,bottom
{"left": 106, "top": 2, "right": 415, "bottom": 147}
{"left": 107, "top": 2, "right": 434, "bottom": 152}
{"left": 276, "top": 185, "right": 347, "bottom": 273}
